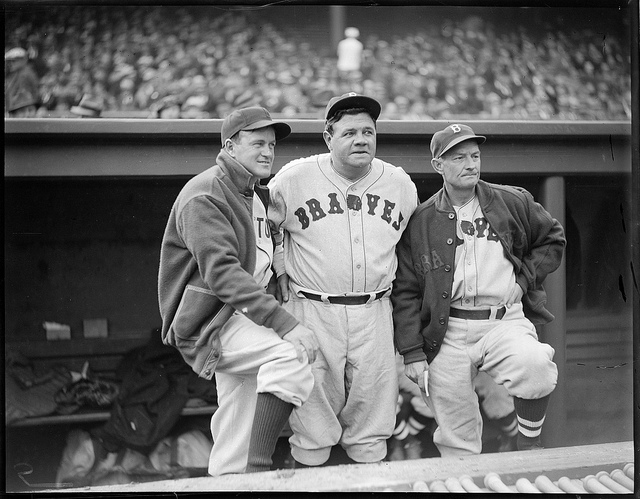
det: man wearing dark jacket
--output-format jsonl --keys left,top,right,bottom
{"left": 158, "top": 107, "right": 317, "bottom": 475}
{"left": 392, "top": 123, "right": 565, "bottom": 456}
{"left": 4, "top": 47, "right": 39, "bottom": 117}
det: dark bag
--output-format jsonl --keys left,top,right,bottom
{"left": 92, "top": 334, "right": 196, "bottom": 454}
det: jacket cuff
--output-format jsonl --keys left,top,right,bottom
{"left": 264, "top": 306, "right": 299, "bottom": 337}
{"left": 402, "top": 348, "right": 428, "bottom": 365}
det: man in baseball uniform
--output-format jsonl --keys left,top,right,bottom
{"left": 268, "top": 93, "right": 419, "bottom": 466}
{"left": 392, "top": 123, "right": 565, "bottom": 456}
{"left": 158, "top": 107, "right": 318, "bottom": 475}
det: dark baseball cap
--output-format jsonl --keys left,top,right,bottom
{"left": 430, "top": 124, "right": 486, "bottom": 159}
{"left": 221, "top": 106, "right": 291, "bottom": 145}
{"left": 325, "top": 92, "right": 381, "bottom": 121}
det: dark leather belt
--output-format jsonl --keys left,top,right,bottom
{"left": 449, "top": 306, "right": 506, "bottom": 320}
{"left": 300, "top": 289, "right": 388, "bottom": 305}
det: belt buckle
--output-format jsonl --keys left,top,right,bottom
{"left": 489, "top": 306, "right": 505, "bottom": 320}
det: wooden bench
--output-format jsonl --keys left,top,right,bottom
{"left": 5, "top": 336, "right": 218, "bottom": 428}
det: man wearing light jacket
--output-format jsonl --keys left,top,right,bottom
{"left": 158, "top": 107, "right": 317, "bottom": 475}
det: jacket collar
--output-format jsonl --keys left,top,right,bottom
{"left": 435, "top": 179, "right": 493, "bottom": 212}
{"left": 216, "top": 148, "right": 258, "bottom": 196}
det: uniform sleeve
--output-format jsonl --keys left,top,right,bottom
{"left": 516, "top": 192, "right": 566, "bottom": 293}
{"left": 391, "top": 223, "right": 428, "bottom": 364}
{"left": 267, "top": 173, "right": 287, "bottom": 277}
{"left": 178, "top": 194, "right": 298, "bottom": 335}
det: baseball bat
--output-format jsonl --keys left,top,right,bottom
{"left": 556, "top": 476, "right": 585, "bottom": 493}
{"left": 583, "top": 474, "right": 615, "bottom": 494}
{"left": 610, "top": 469, "right": 634, "bottom": 491}
{"left": 623, "top": 463, "right": 634, "bottom": 479}
{"left": 596, "top": 471, "right": 631, "bottom": 494}
{"left": 458, "top": 474, "right": 483, "bottom": 492}
{"left": 515, "top": 477, "right": 540, "bottom": 493}
{"left": 428, "top": 479, "right": 448, "bottom": 492}
{"left": 444, "top": 476, "right": 465, "bottom": 492}
{"left": 534, "top": 475, "right": 564, "bottom": 493}
{"left": 411, "top": 480, "right": 429, "bottom": 492}
{"left": 484, "top": 472, "right": 511, "bottom": 492}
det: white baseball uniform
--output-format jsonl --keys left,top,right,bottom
{"left": 268, "top": 153, "right": 418, "bottom": 465}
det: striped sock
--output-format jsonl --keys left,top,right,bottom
{"left": 514, "top": 395, "right": 550, "bottom": 450}
{"left": 494, "top": 410, "right": 518, "bottom": 437}
{"left": 245, "top": 392, "right": 294, "bottom": 473}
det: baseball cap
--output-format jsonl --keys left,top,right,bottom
{"left": 430, "top": 124, "right": 486, "bottom": 159}
{"left": 5, "top": 47, "right": 27, "bottom": 61}
{"left": 221, "top": 106, "right": 291, "bottom": 145}
{"left": 325, "top": 92, "right": 381, "bottom": 121}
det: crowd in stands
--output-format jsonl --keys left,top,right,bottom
{"left": 5, "top": 6, "right": 632, "bottom": 120}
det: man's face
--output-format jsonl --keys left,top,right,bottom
{"left": 324, "top": 112, "right": 376, "bottom": 175}
{"left": 433, "top": 140, "right": 481, "bottom": 192}
{"left": 227, "top": 127, "right": 277, "bottom": 179}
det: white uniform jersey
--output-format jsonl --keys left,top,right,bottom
{"left": 268, "top": 153, "right": 419, "bottom": 295}
{"left": 253, "top": 194, "right": 273, "bottom": 289}
{"left": 450, "top": 195, "right": 516, "bottom": 308}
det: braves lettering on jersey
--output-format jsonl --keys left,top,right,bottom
{"left": 268, "top": 153, "right": 418, "bottom": 294}
{"left": 451, "top": 196, "right": 515, "bottom": 308}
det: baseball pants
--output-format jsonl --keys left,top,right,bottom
{"left": 423, "top": 302, "right": 557, "bottom": 457}
{"left": 284, "top": 294, "right": 398, "bottom": 466}
{"left": 208, "top": 311, "right": 314, "bottom": 476}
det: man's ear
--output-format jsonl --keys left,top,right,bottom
{"left": 322, "top": 131, "right": 332, "bottom": 150}
{"left": 224, "top": 139, "right": 235, "bottom": 156}
{"left": 431, "top": 158, "right": 443, "bottom": 174}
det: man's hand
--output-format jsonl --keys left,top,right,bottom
{"left": 505, "top": 281, "right": 525, "bottom": 308}
{"left": 276, "top": 274, "right": 290, "bottom": 304}
{"left": 283, "top": 324, "right": 319, "bottom": 364}
{"left": 405, "top": 360, "right": 429, "bottom": 392}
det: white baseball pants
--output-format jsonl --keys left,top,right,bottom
{"left": 208, "top": 311, "right": 314, "bottom": 476}
{"left": 424, "top": 302, "right": 557, "bottom": 457}
{"left": 285, "top": 295, "right": 398, "bottom": 466}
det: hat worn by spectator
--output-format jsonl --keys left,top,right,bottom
{"left": 344, "top": 27, "right": 360, "bottom": 38}
{"left": 325, "top": 92, "right": 381, "bottom": 121}
{"left": 430, "top": 123, "right": 486, "bottom": 159}
{"left": 5, "top": 47, "right": 27, "bottom": 61}
{"left": 70, "top": 94, "right": 104, "bottom": 117}
{"left": 221, "top": 106, "right": 291, "bottom": 145}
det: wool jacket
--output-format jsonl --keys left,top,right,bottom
{"left": 392, "top": 180, "right": 566, "bottom": 365}
{"left": 158, "top": 150, "right": 299, "bottom": 380}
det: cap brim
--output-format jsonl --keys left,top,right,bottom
{"left": 439, "top": 134, "right": 486, "bottom": 157}
{"left": 326, "top": 95, "right": 381, "bottom": 121}
{"left": 243, "top": 119, "right": 291, "bottom": 141}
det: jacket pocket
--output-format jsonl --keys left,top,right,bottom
{"left": 169, "top": 285, "right": 233, "bottom": 378}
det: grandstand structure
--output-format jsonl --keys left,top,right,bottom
{"left": 4, "top": 5, "right": 632, "bottom": 120}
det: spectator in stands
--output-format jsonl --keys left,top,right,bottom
{"left": 158, "top": 106, "right": 318, "bottom": 475}
{"left": 5, "top": 47, "right": 39, "bottom": 117}
{"left": 337, "top": 27, "right": 364, "bottom": 93}
{"left": 4, "top": 6, "right": 631, "bottom": 120}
